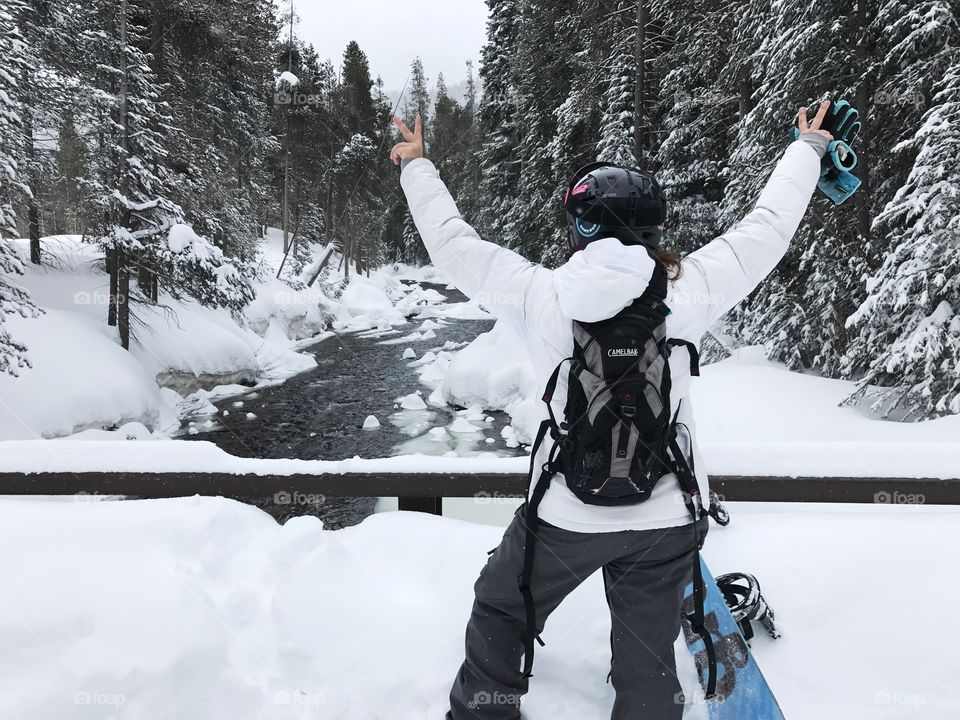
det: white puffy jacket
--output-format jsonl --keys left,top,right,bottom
{"left": 400, "top": 140, "right": 822, "bottom": 533}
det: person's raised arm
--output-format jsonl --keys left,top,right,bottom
{"left": 390, "top": 116, "right": 541, "bottom": 326}
{"left": 677, "top": 102, "right": 834, "bottom": 330}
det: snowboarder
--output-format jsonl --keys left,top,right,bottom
{"left": 390, "top": 101, "right": 834, "bottom": 719}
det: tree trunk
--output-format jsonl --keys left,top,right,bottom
{"left": 282, "top": 114, "right": 291, "bottom": 254}
{"left": 107, "top": 246, "right": 118, "bottom": 327}
{"left": 118, "top": 247, "right": 131, "bottom": 350}
{"left": 21, "top": 67, "right": 41, "bottom": 265}
{"left": 137, "top": 252, "right": 157, "bottom": 302}
{"left": 738, "top": 66, "right": 754, "bottom": 118}
{"left": 114, "top": 0, "right": 135, "bottom": 342}
{"left": 306, "top": 246, "right": 334, "bottom": 287}
{"left": 27, "top": 200, "right": 40, "bottom": 264}
{"left": 853, "top": 0, "right": 872, "bottom": 240}
{"left": 633, "top": 0, "right": 648, "bottom": 167}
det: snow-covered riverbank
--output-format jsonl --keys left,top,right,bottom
{"left": 0, "top": 234, "right": 456, "bottom": 441}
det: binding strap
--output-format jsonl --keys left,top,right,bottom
{"left": 669, "top": 432, "right": 717, "bottom": 699}
{"left": 519, "top": 419, "right": 560, "bottom": 680}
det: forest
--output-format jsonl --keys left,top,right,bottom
{"left": 1, "top": 0, "right": 959, "bottom": 420}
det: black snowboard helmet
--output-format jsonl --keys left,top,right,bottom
{"left": 563, "top": 162, "right": 666, "bottom": 254}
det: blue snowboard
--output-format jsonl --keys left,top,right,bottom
{"left": 682, "top": 560, "right": 785, "bottom": 719}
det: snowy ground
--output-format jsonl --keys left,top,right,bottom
{"left": 0, "top": 496, "right": 954, "bottom": 719}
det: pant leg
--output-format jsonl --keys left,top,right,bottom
{"left": 602, "top": 519, "right": 707, "bottom": 720}
{"left": 449, "top": 511, "right": 609, "bottom": 720}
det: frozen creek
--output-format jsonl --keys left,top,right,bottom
{"left": 180, "top": 283, "right": 524, "bottom": 528}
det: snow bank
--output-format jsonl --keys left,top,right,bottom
{"left": 0, "top": 310, "right": 161, "bottom": 440}
{"left": 0, "top": 496, "right": 954, "bottom": 719}
{"left": 337, "top": 276, "right": 406, "bottom": 328}
{"left": 244, "top": 277, "right": 338, "bottom": 341}
{"left": 1, "top": 237, "right": 447, "bottom": 440}
{"left": 420, "top": 328, "right": 960, "bottom": 474}
{"left": 692, "top": 346, "right": 960, "bottom": 443}
{"left": 430, "top": 321, "right": 539, "bottom": 443}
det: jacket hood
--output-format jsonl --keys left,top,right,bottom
{"left": 552, "top": 236, "right": 656, "bottom": 323}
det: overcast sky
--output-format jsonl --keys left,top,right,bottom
{"left": 292, "top": 0, "right": 489, "bottom": 99}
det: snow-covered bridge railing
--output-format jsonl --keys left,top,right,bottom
{"left": 0, "top": 472, "right": 957, "bottom": 515}
{"left": 1, "top": 440, "right": 958, "bottom": 513}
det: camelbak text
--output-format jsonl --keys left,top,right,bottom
{"left": 607, "top": 348, "right": 639, "bottom": 357}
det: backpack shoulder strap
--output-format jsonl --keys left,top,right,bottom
{"left": 667, "top": 338, "right": 700, "bottom": 376}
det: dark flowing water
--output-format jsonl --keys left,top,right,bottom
{"left": 179, "top": 283, "right": 523, "bottom": 528}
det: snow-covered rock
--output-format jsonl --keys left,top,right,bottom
{"left": 398, "top": 394, "right": 428, "bottom": 411}
{"left": 449, "top": 417, "right": 481, "bottom": 434}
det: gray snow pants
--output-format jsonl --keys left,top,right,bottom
{"left": 449, "top": 509, "right": 708, "bottom": 719}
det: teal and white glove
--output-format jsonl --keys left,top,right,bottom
{"left": 792, "top": 99, "right": 862, "bottom": 205}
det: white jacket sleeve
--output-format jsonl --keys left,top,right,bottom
{"left": 400, "top": 158, "right": 540, "bottom": 326}
{"left": 678, "top": 140, "right": 823, "bottom": 331}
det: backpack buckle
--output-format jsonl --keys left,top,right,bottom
{"left": 621, "top": 405, "right": 636, "bottom": 419}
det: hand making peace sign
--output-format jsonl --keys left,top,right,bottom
{"left": 390, "top": 114, "right": 425, "bottom": 166}
{"left": 797, "top": 100, "right": 834, "bottom": 141}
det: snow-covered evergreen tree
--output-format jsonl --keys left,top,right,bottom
{"left": 0, "top": 0, "right": 29, "bottom": 240}
{"left": 843, "top": 52, "right": 960, "bottom": 417}
{"left": 79, "top": 0, "right": 250, "bottom": 347}
{"left": 332, "top": 134, "right": 384, "bottom": 275}
{"left": 400, "top": 57, "right": 432, "bottom": 264}
{"left": 0, "top": 0, "right": 39, "bottom": 375}
{"left": 596, "top": 1, "right": 660, "bottom": 167}
{"left": 475, "top": 0, "right": 522, "bottom": 246}
{"left": 652, "top": 0, "right": 736, "bottom": 253}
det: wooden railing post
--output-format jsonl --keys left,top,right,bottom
{"left": 398, "top": 497, "right": 442, "bottom": 515}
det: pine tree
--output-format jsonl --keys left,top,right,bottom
{"left": 0, "top": 0, "right": 27, "bottom": 240}
{"left": 331, "top": 134, "right": 384, "bottom": 276}
{"left": 79, "top": 0, "right": 251, "bottom": 348}
{"left": 842, "top": 7, "right": 960, "bottom": 417}
{"left": 0, "top": 0, "right": 40, "bottom": 375}
{"left": 475, "top": 0, "right": 522, "bottom": 245}
{"left": 341, "top": 41, "right": 377, "bottom": 137}
{"left": 507, "top": 0, "right": 580, "bottom": 265}
{"left": 652, "top": 0, "right": 737, "bottom": 253}
{"left": 400, "top": 57, "right": 432, "bottom": 264}
{"left": 597, "top": 1, "right": 665, "bottom": 167}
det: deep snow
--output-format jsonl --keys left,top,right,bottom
{"left": 0, "top": 496, "right": 954, "bottom": 719}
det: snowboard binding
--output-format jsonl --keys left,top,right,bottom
{"left": 791, "top": 99, "right": 862, "bottom": 205}
{"left": 716, "top": 572, "right": 780, "bottom": 643}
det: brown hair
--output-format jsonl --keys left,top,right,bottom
{"left": 656, "top": 249, "right": 683, "bottom": 280}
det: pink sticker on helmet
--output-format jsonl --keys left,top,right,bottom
{"left": 572, "top": 184, "right": 590, "bottom": 196}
